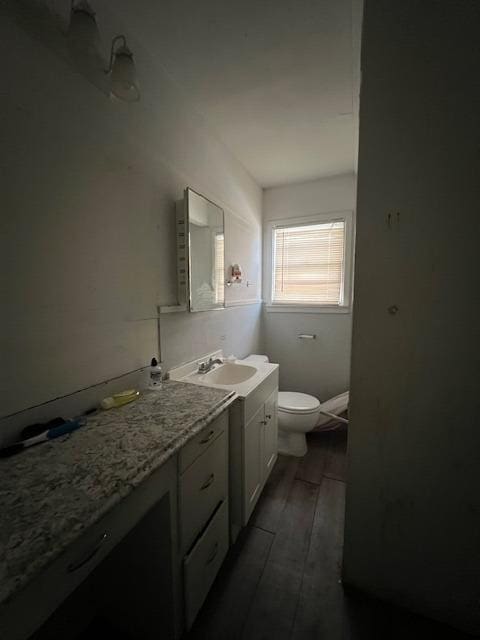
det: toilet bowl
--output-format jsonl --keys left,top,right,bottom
{"left": 277, "top": 392, "right": 321, "bottom": 457}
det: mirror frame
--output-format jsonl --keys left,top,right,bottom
{"left": 185, "top": 187, "right": 225, "bottom": 313}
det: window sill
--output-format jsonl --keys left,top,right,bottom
{"left": 265, "top": 303, "right": 351, "bottom": 314}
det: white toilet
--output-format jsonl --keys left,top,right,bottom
{"left": 240, "top": 355, "right": 348, "bottom": 458}
{"left": 277, "top": 391, "right": 321, "bottom": 457}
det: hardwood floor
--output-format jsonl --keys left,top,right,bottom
{"left": 187, "top": 429, "right": 471, "bottom": 640}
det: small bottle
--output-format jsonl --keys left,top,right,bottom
{"left": 149, "top": 357, "right": 163, "bottom": 389}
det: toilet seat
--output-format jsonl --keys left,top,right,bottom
{"left": 278, "top": 392, "right": 320, "bottom": 414}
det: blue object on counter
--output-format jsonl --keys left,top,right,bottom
{"left": 21, "top": 417, "right": 65, "bottom": 440}
{"left": 0, "top": 417, "right": 87, "bottom": 458}
{"left": 46, "top": 417, "right": 86, "bottom": 439}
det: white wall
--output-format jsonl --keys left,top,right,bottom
{"left": 343, "top": 1, "right": 480, "bottom": 634}
{"left": 262, "top": 174, "right": 355, "bottom": 399}
{"left": 0, "top": 3, "right": 262, "bottom": 440}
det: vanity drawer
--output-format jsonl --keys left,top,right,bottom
{"left": 184, "top": 500, "right": 229, "bottom": 630}
{"left": 180, "top": 430, "right": 227, "bottom": 553}
{"left": 180, "top": 410, "right": 228, "bottom": 474}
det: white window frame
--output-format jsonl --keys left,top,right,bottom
{"left": 265, "top": 210, "right": 354, "bottom": 313}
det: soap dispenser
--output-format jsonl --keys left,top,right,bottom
{"left": 148, "top": 357, "right": 163, "bottom": 390}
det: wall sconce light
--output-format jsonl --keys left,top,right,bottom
{"left": 68, "top": 0, "right": 100, "bottom": 53}
{"left": 226, "top": 264, "right": 243, "bottom": 286}
{"left": 106, "top": 35, "right": 140, "bottom": 102}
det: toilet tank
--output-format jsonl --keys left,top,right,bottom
{"left": 240, "top": 354, "right": 269, "bottom": 364}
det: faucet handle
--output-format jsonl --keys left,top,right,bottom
{"left": 198, "top": 358, "right": 212, "bottom": 373}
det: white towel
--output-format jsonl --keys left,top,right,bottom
{"left": 314, "top": 391, "right": 349, "bottom": 430}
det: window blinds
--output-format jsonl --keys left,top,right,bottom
{"left": 214, "top": 232, "right": 225, "bottom": 304}
{"left": 272, "top": 221, "right": 345, "bottom": 305}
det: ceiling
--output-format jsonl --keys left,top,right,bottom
{"left": 110, "top": 0, "right": 362, "bottom": 188}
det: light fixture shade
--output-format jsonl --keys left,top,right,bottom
{"left": 68, "top": 0, "right": 100, "bottom": 55}
{"left": 110, "top": 45, "right": 140, "bottom": 102}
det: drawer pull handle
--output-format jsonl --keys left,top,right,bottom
{"left": 265, "top": 414, "right": 272, "bottom": 420}
{"left": 67, "top": 533, "right": 107, "bottom": 573}
{"left": 260, "top": 420, "right": 267, "bottom": 426}
{"left": 199, "top": 430, "right": 215, "bottom": 445}
{"left": 201, "top": 473, "right": 215, "bottom": 490}
{"left": 206, "top": 542, "right": 219, "bottom": 565}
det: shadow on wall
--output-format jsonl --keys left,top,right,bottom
{"left": 2, "top": 2, "right": 262, "bottom": 421}
{"left": 160, "top": 304, "right": 263, "bottom": 372}
{"left": 264, "top": 310, "right": 352, "bottom": 401}
{"left": 5, "top": 0, "right": 111, "bottom": 96}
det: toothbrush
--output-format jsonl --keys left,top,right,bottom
{"left": 0, "top": 417, "right": 87, "bottom": 458}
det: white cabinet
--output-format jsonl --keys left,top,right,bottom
{"left": 243, "top": 388, "right": 278, "bottom": 523}
{"left": 183, "top": 500, "right": 229, "bottom": 629}
{"left": 179, "top": 429, "right": 228, "bottom": 554}
{"left": 0, "top": 457, "right": 179, "bottom": 640}
{"left": 2, "top": 412, "right": 230, "bottom": 640}
{"left": 243, "top": 404, "right": 264, "bottom": 518}
{"left": 229, "top": 369, "right": 279, "bottom": 540}
{"left": 178, "top": 411, "right": 230, "bottom": 631}
{"left": 179, "top": 411, "right": 227, "bottom": 474}
{"left": 263, "top": 389, "right": 278, "bottom": 478}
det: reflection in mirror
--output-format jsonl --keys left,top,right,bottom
{"left": 186, "top": 188, "right": 225, "bottom": 312}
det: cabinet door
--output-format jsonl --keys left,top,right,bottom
{"left": 263, "top": 389, "right": 278, "bottom": 481}
{"left": 243, "top": 404, "right": 264, "bottom": 523}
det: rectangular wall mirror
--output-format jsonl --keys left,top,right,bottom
{"left": 186, "top": 188, "right": 225, "bottom": 312}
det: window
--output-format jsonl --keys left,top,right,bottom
{"left": 267, "top": 212, "right": 353, "bottom": 312}
{"left": 214, "top": 232, "right": 225, "bottom": 304}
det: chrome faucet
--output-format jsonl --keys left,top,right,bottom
{"left": 198, "top": 357, "right": 223, "bottom": 374}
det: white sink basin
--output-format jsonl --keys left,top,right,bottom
{"left": 200, "top": 363, "right": 257, "bottom": 386}
{"left": 169, "top": 352, "right": 278, "bottom": 398}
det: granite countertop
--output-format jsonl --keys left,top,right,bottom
{"left": 0, "top": 380, "right": 235, "bottom": 605}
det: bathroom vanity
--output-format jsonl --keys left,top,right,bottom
{"left": 1, "top": 352, "right": 278, "bottom": 639}
{"left": 170, "top": 352, "right": 279, "bottom": 542}
{"left": 0, "top": 382, "right": 235, "bottom": 640}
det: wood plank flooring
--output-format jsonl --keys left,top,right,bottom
{"left": 187, "top": 429, "right": 471, "bottom": 640}
{"left": 242, "top": 479, "right": 318, "bottom": 640}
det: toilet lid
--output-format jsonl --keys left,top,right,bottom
{"left": 278, "top": 391, "right": 320, "bottom": 414}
